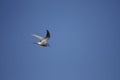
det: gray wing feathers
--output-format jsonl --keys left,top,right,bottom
{"left": 32, "top": 34, "right": 43, "bottom": 40}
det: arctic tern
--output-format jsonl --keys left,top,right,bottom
{"left": 32, "top": 30, "right": 50, "bottom": 47}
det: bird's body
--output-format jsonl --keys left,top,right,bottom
{"left": 32, "top": 30, "right": 50, "bottom": 47}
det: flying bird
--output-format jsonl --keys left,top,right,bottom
{"left": 32, "top": 30, "right": 50, "bottom": 47}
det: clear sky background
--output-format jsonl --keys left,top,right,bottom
{"left": 0, "top": 0, "right": 120, "bottom": 80}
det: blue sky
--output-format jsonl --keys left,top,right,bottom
{"left": 0, "top": 0, "right": 120, "bottom": 80}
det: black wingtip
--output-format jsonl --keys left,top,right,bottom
{"left": 46, "top": 30, "right": 50, "bottom": 38}
{"left": 47, "top": 30, "right": 49, "bottom": 33}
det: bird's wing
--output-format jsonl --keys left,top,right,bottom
{"left": 32, "top": 34, "right": 44, "bottom": 40}
{"left": 45, "top": 30, "right": 50, "bottom": 40}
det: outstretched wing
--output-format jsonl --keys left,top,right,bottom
{"left": 32, "top": 34, "right": 44, "bottom": 41}
{"left": 45, "top": 30, "right": 50, "bottom": 40}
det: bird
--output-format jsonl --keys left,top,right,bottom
{"left": 32, "top": 30, "right": 50, "bottom": 47}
